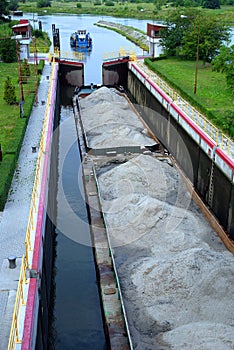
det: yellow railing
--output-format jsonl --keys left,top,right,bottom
{"left": 137, "top": 61, "right": 234, "bottom": 158}
{"left": 49, "top": 47, "right": 137, "bottom": 63}
{"left": 8, "top": 256, "right": 28, "bottom": 350}
{"left": 103, "top": 47, "right": 136, "bottom": 61}
{"left": 25, "top": 59, "right": 56, "bottom": 268}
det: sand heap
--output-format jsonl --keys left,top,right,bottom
{"left": 79, "top": 87, "right": 155, "bottom": 148}
{"left": 97, "top": 154, "right": 234, "bottom": 350}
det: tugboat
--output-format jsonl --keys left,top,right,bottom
{"left": 70, "top": 30, "right": 92, "bottom": 50}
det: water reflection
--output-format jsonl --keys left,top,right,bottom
{"left": 48, "top": 103, "right": 109, "bottom": 349}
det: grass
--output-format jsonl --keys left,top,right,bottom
{"left": 0, "top": 17, "right": 51, "bottom": 209}
{"left": 145, "top": 57, "right": 234, "bottom": 135}
{"left": 0, "top": 61, "right": 44, "bottom": 209}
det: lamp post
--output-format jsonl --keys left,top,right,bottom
{"left": 194, "top": 18, "right": 200, "bottom": 94}
{"left": 181, "top": 14, "right": 200, "bottom": 94}
{"left": 16, "top": 40, "right": 24, "bottom": 118}
{"left": 16, "top": 40, "right": 24, "bottom": 102}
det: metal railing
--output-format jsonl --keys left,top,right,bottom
{"left": 8, "top": 256, "right": 29, "bottom": 350}
{"left": 49, "top": 48, "right": 137, "bottom": 62}
{"left": 25, "top": 59, "right": 56, "bottom": 268}
{"left": 136, "top": 61, "right": 234, "bottom": 160}
{"left": 103, "top": 47, "right": 137, "bottom": 61}
{"left": 53, "top": 50, "right": 85, "bottom": 62}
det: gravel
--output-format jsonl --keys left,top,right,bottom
{"left": 96, "top": 153, "right": 234, "bottom": 350}
{"left": 79, "top": 87, "right": 155, "bottom": 148}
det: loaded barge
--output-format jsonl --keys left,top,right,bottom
{"left": 72, "top": 83, "right": 234, "bottom": 349}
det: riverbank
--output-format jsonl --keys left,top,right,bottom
{"left": 18, "top": 2, "right": 234, "bottom": 25}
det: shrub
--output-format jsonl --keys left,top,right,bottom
{"left": 4, "top": 76, "right": 17, "bottom": 105}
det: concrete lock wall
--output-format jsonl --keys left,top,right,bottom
{"left": 127, "top": 68, "right": 234, "bottom": 240}
{"left": 35, "top": 81, "right": 60, "bottom": 350}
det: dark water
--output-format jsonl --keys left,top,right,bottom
{"left": 49, "top": 104, "right": 108, "bottom": 349}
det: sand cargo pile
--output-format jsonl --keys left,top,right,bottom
{"left": 78, "top": 86, "right": 156, "bottom": 152}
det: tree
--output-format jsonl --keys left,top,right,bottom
{"left": 4, "top": 76, "right": 16, "bottom": 105}
{"left": 212, "top": 45, "right": 234, "bottom": 92}
{"left": 0, "top": 0, "right": 8, "bottom": 17}
{"left": 0, "top": 38, "right": 17, "bottom": 63}
{"left": 37, "top": 0, "right": 51, "bottom": 8}
{"left": 202, "top": 0, "right": 220, "bottom": 8}
{"left": 160, "top": 10, "right": 192, "bottom": 56}
{"left": 181, "top": 15, "right": 230, "bottom": 65}
{"left": 161, "top": 10, "right": 230, "bottom": 65}
{"left": 7, "top": 0, "right": 19, "bottom": 11}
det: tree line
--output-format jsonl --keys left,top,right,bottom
{"left": 1, "top": 0, "right": 234, "bottom": 13}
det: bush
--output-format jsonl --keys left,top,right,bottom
{"left": 0, "top": 154, "right": 17, "bottom": 210}
{"left": 76, "top": 2, "right": 82, "bottom": 7}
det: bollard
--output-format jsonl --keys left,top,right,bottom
{"left": 8, "top": 256, "right": 16, "bottom": 269}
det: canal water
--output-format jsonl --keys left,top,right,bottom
{"left": 48, "top": 97, "right": 109, "bottom": 349}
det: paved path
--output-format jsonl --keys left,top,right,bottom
{"left": 0, "top": 60, "right": 52, "bottom": 350}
